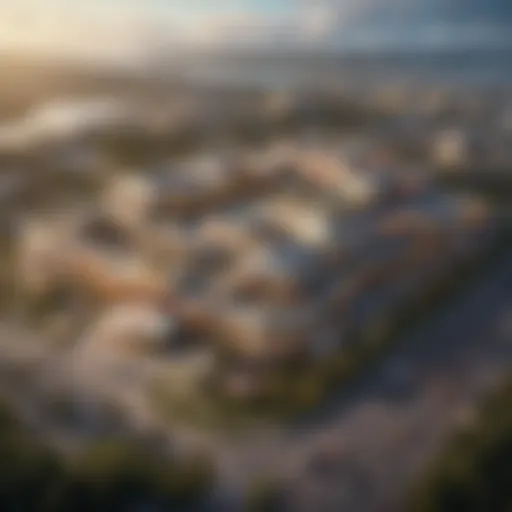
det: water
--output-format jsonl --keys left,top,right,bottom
{"left": 178, "top": 48, "right": 512, "bottom": 91}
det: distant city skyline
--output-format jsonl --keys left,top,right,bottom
{"left": 0, "top": 0, "right": 511, "bottom": 64}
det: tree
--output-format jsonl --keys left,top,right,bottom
{"left": 245, "top": 478, "right": 285, "bottom": 512}
{"left": 410, "top": 379, "right": 512, "bottom": 512}
{"left": 0, "top": 400, "right": 215, "bottom": 512}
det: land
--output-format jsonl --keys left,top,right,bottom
{"left": 0, "top": 57, "right": 510, "bottom": 510}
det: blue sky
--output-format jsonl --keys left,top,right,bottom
{"left": 0, "top": 0, "right": 511, "bottom": 62}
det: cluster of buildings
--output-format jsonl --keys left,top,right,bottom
{"left": 0, "top": 83, "right": 506, "bottom": 413}
{"left": 11, "top": 136, "right": 495, "bottom": 402}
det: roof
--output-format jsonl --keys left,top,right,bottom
{"left": 98, "top": 303, "right": 173, "bottom": 339}
{"left": 68, "top": 249, "right": 165, "bottom": 303}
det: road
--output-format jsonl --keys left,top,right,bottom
{"left": 209, "top": 253, "right": 512, "bottom": 511}
{"left": 0, "top": 254, "right": 510, "bottom": 512}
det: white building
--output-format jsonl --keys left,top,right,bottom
{"left": 16, "top": 215, "right": 77, "bottom": 296}
{"left": 432, "top": 129, "right": 469, "bottom": 169}
{"left": 260, "top": 199, "right": 334, "bottom": 249}
{"left": 295, "top": 150, "right": 380, "bottom": 206}
{"left": 101, "top": 173, "right": 156, "bottom": 228}
{"left": 90, "top": 303, "right": 175, "bottom": 352}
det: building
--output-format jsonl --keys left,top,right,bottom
{"left": 16, "top": 215, "right": 77, "bottom": 297}
{"left": 432, "top": 129, "right": 470, "bottom": 169}
{"left": 67, "top": 249, "right": 166, "bottom": 305}
{"left": 90, "top": 303, "right": 175, "bottom": 353}
{"left": 101, "top": 173, "right": 156, "bottom": 228}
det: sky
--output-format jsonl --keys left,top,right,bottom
{"left": 0, "top": 0, "right": 511, "bottom": 64}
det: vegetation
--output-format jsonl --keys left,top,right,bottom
{"left": 206, "top": 226, "right": 509, "bottom": 425}
{"left": 0, "top": 401, "right": 214, "bottom": 512}
{"left": 409, "top": 378, "right": 512, "bottom": 512}
{"left": 149, "top": 227, "right": 508, "bottom": 432}
{"left": 244, "top": 477, "right": 285, "bottom": 512}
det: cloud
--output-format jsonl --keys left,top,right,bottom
{"left": 0, "top": 0, "right": 511, "bottom": 62}
{"left": 0, "top": 0, "right": 348, "bottom": 57}
{"left": 166, "top": 1, "right": 345, "bottom": 49}
{"left": 0, "top": 0, "right": 163, "bottom": 64}
{"left": 297, "top": 4, "right": 336, "bottom": 41}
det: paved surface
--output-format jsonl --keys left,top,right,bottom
{"left": 210, "top": 254, "right": 512, "bottom": 511}
{"left": 0, "top": 256, "right": 510, "bottom": 512}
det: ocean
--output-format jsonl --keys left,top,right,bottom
{"left": 176, "top": 48, "right": 512, "bottom": 91}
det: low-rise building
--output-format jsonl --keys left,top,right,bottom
{"left": 90, "top": 303, "right": 175, "bottom": 353}
{"left": 432, "top": 129, "right": 472, "bottom": 169}
{"left": 101, "top": 173, "right": 156, "bottom": 228}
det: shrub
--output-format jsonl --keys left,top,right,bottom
{"left": 409, "top": 380, "right": 512, "bottom": 512}
{"left": 245, "top": 477, "right": 285, "bottom": 512}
